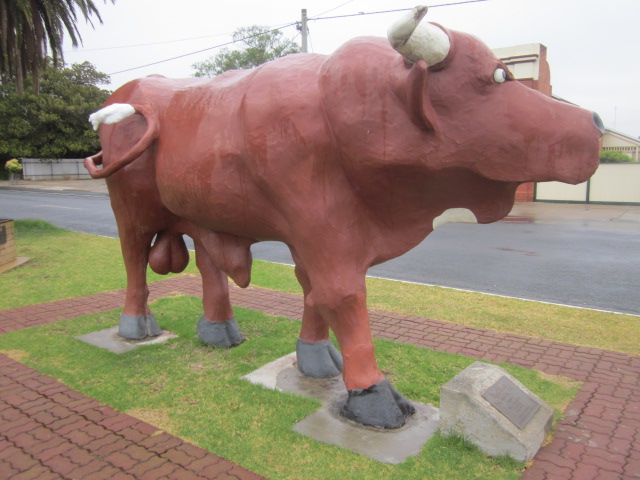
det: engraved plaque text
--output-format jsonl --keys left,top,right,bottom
{"left": 482, "top": 376, "right": 541, "bottom": 429}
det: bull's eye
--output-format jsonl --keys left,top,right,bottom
{"left": 493, "top": 68, "right": 507, "bottom": 84}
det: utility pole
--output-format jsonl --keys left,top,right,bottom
{"left": 300, "top": 9, "right": 308, "bottom": 53}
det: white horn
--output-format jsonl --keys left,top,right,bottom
{"left": 388, "top": 5, "right": 450, "bottom": 66}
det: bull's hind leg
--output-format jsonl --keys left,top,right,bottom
{"left": 118, "top": 230, "right": 162, "bottom": 340}
{"left": 291, "top": 256, "right": 343, "bottom": 378}
{"left": 120, "top": 230, "right": 191, "bottom": 339}
{"left": 193, "top": 240, "right": 243, "bottom": 348}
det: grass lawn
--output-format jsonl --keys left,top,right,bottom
{"left": 3, "top": 220, "right": 639, "bottom": 355}
{"left": 0, "top": 220, "right": 197, "bottom": 309}
{"left": 0, "top": 219, "right": 611, "bottom": 478}
{"left": 0, "top": 295, "right": 581, "bottom": 480}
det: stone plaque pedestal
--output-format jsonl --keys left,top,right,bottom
{"left": 0, "top": 219, "right": 30, "bottom": 274}
{"left": 439, "top": 362, "right": 553, "bottom": 462}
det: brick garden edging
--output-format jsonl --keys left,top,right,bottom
{"left": 1, "top": 275, "right": 639, "bottom": 479}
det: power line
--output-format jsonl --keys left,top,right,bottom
{"left": 107, "top": 0, "right": 490, "bottom": 76}
{"left": 66, "top": 18, "right": 299, "bottom": 54}
{"left": 312, "top": 0, "right": 355, "bottom": 18}
{"left": 108, "top": 23, "right": 298, "bottom": 75}
{"left": 309, "top": 0, "right": 489, "bottom": 21}
{"left": 64, "top": 32, "right": 234, "bottom": 53}
{"left": 67, "top": 0, "right": 353, "bottom": 54}
{"left": 68, "top": 1, "right": 356, "bottom": 55}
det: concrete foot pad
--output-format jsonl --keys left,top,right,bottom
{"left": 75, "top": 326, "right": 177, "bottom": 353}
{"left": 294, "top": 402, "right": 439, "bottom": 464}
{"left": 242, "top": 353, "right": 439, "bottom": 464}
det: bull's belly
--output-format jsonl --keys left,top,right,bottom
{"left": 154, "top": 174, "right": 285, "bottom": 242}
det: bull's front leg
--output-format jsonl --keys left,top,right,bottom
{"left": 307, "top": 267, "right": 415, "bottom": 429}
{"left": 118, "top": 231, "right": 162, "bottom": 340}
{"left": 194, "top": 240, "right": 243, "bottom": 348}
{"left": 292, "top": 258, "right": 343, "bottom": 378}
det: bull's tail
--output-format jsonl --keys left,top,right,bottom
{"left": 84, "top": 103, "right": 158, "bottom": 179}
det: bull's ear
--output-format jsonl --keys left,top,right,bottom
{"left": 404, "top": 60, "right": 439, "bottom": 132}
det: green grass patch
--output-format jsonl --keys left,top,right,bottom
{"left": 249, "top": 262, "right": 640, "bottom": 356}
{"left": 0, "top": 220, "right": 198, "bottom": 309}
{"left": 4, "top": 220, "right": 639, "bottom": 356}
{"left": 0, "top": 296, "right": 579, "bottom": 480}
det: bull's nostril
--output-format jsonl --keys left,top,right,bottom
{"left": 592, "top": 112, "right": 606, "bottom": 136}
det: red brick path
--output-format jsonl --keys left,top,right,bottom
{"left": 0, "top": 277, "right": 267, "bottom": 480}
{"left": 1, "top": 275, "right": 639, "bottom": 479}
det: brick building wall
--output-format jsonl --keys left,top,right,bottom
{"left": 493, "top": 44, "right": 552, "bottom": 202}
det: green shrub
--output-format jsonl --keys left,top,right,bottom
{"left": 5, "top": 158, "right": 22, "bottom": 173}
{"left": 599, "top": 150, "right": 635, "bottom": 163}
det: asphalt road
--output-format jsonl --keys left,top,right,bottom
{"left": 2, "top": 187, "right": 638, "bottom": 316}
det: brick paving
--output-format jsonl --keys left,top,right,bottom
{"left": 1, "top": 274, "right": 639, "bottom": 479}
{"left": 0, "top": 277, "right": 267, "bottom": 480}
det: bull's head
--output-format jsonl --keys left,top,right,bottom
{"left": 387, "top": 6, "right": 603, "bottom": 185}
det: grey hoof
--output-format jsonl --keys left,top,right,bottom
{"left": 197, "top": 316, "right": 244, "bottom": 348}
{"left": 341, "top": 379, "right": 416, "bottom": 429}
{"left": 118, "top": 314, "right": 162, "bottom": 340}
{"left": 296, "top": 338, "right": 343, "bottom": 378}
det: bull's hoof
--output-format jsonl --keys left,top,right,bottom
{"left": 341, "top": 379, "right": 416, "bottom": 429}
{"left": 296, "top": 338, "right": 343, "bottom": 378}
{"left": 118, "top": 314, "right": 162, "bottom": 340}
{"left": 197, "top": 316, "right": 244, "bottom": 348}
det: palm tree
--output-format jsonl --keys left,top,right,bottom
{"left": 0, "top": 0, "right": 114, "bottom": 95}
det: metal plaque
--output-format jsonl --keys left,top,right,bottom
{"left": 0, "top": 226, "right": 6, "bottom": 245}
{"left": 482, "top": 376, "right": 540, "bottom": 430}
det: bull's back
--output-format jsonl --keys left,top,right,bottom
{"left": 152, "top": 54, "right": 336, "bottom": 241}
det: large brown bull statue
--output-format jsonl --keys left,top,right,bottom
{"left": 85, "top": 6, "right": 602, "bottom": 428}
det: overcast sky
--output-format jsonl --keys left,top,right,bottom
{"left": 63, "top": 0, "right": 640, "bottom": 137}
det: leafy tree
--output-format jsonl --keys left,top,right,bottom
{"left": 599, "top": 150, "right": 635, "bottom": 163}
{"left": 0, "top": 0, "right": 115, "bottom": 95}
{"left": 193, "top": 25, "right": 300, "bottom": 77}
{"left": 0, "top": 60, "right": 110, "bottom": 161}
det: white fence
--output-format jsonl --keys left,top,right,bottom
{"left": 535, "top": 163, "right": 640, "bottom": 205}
{"left": 22, "top": 158, "right": 90, "bottom": 180}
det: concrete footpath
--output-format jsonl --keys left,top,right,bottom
{"left": 1, "top": 276, "right": 639, "bottom": 479}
